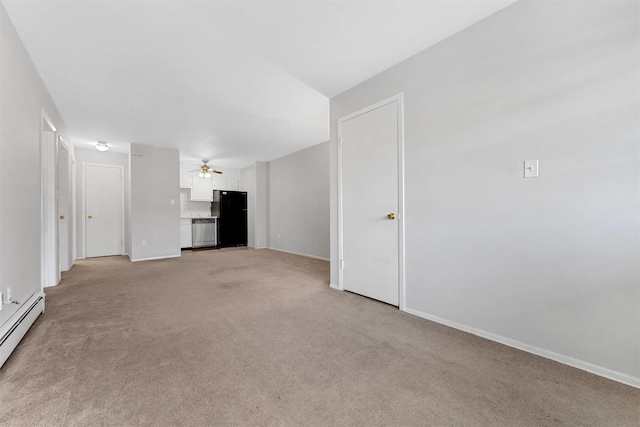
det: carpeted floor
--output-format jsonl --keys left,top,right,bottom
{"left": 0, "top": 248, "right": 638, "bottom": 426}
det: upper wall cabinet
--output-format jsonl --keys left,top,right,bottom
{"left": 212, "top": 176, "right": 226, "bottom": 190}
{"left": 226, "top": 178, "right": 240, "bottom": 191}
{"left": 180, "top": 161, "right": 242, "bottom": 194}
{"left": 190, "top": 176, "right": 213, "bottom": 201}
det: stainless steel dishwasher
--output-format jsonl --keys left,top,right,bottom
{"left": 191, "top": 218, "right": 217, "bottom": 248}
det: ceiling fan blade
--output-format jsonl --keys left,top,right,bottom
{"left": 212, "top": 169, "right": 223, "bottom": 174}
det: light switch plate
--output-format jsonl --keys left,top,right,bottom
{"left": 524, "top": 159, "right": 539, "bottom": 178}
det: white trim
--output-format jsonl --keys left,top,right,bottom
{"left": 0, "top": 293, "right": 45, "bottom": 368}
{"left": 329, "top": 283, "right": 340, "bottom": 290}
{"left": 82, "top": 163, "right": 125, "bottom": 258}
{"left": 130, "top": 254, "right": 181, "bottom": 262}
{"left": 336, "top": 93, "right": 406, "bottom": 309}
{"left": 267, "top": 247, "right": 329, "bottom": 262}
{"left": 41, "top": 109, "right": 57, "bottom": 132}
{"left": 396, "top": 94, "right": 406, "bottom": 311}
{"left": 404, "top": 307, "right": 640, "bottom": 389}
{"left": 337, "top": 120, "right": 344, "bottom": 291}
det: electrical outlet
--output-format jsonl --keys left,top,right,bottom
{"left": 170, "top": 199, "right": 175, "bottom": 205}
{"left": 277, "top": 234, "right": 281, "bottom": 239}
{"left": 141, "top": 240, "right": 147, "bottom": 247}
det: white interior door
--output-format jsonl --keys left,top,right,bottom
{"left": 57, "top": 141, "right": 71, "bottom": 271}
{"left": 340, "top": 97, "right": 402, "bottom": 306}
{"left": 84, "top": 164, "right": 123, "bottom": 258}
{"left": 42, "top": 128, "right": 58, "bottom": 288}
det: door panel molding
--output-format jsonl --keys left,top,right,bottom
{"left": 337, "top": 93, "right": 406, "bottom": 310}
{"left": 81, "top": 163, "right": 125, "bottom": 258}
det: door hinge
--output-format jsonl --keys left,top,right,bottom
{"left": 340, "top": 259, "right": 344, "bottom": 270}
{"left": 339, "top": 137, "right": 343, "bottom": 147}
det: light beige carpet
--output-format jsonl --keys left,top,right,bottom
{"left": 0, "top": 249, "right": 638, "bottom": 426}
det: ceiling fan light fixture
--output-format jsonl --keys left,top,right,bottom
{"left": 96, "top": 141, "right": 109, "bottom": 152}
{"left": 199, "top": 161, "right": 213, "bottom": 178}
{"left": 190, "top": 160, "right": 220, "bottom": 177}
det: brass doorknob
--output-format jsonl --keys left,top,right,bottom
{"left": 387, "top": 213, "right": 396, "bottom": 220}
{"left": 59, "top": 215, "right": 64, "bottom": 219}
{"left": 88, "top": 215, "right": 93, "bottom": 219}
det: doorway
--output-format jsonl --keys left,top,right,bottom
{"left": 82, "top": 164, "right": 124, "bottom": 258}
{"left": 338, "top": 94, "right": 405, "bottom": 308}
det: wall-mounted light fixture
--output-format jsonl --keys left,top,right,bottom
{"left": 96, "top": 141, "right": 109, "bottom": 152}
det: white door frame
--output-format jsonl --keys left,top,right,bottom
{"left": 81, "top": 163, "right": 125, "bottom": 258}
{"left": 41, "top": 109, "right": 59, "bottom": 288}
{"left": 337, "top": 93, "right": 406, "bottom": 310}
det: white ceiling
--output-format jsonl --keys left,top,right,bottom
{"left": 3, "top": 0, "right": 517, "bottom": 168}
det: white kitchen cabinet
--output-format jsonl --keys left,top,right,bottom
{"left": 180, "top": 219, "right": 192, "bottom": 248}
{"left": 212, "top": 176, "right": 226, "bottom": 190}
{"left": 190, "top": 176, "right": 213, "bottom": 201}
{"left": 226, "top": 178, "right": 240, "bottom": 191}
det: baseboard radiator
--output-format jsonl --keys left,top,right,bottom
{"left": 0, "top": 292, "right": 45, "bottom": 368}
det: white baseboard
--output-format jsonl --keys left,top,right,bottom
{"left": 0, "top": 292, "right": 45, "bottom": 368}
{"left": 329, "top": 283, "right": 341, "bottom": 290}
{"left": 267, "top": 247, "right": 329, "bottom": 261}
{"left": 404, "top": 307, "right": 640, "bottom": 389}
{"left": 77, "top": 254, "right": 129, "bottom": 261}
{"left": 130, "top": 254, "right": 181, "bottom": 262}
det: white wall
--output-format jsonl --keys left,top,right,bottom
{"left": 241, "top": 161, "right": 269, "bottom": 249}
{"left": 179, "top": 188, "right": 211, "bottom": 218}
{"left": 255, "top": 162, "right": 268, "bottom": 249}
{"left": 330, "top": 1, "right": 639, "bottom": 384}
{"left": 0, "top": 2, "right": 72, "bottom": 325}
{"left": 241, "top": 164, "right": 257, "bottom": 246}
{"left": 74, "top": 148, "right": 130, "bottom": 257}
{"left": 130, "top": 144, "right": 180, "bottom": 261}
{"left": 269, "top": 142, "right": 329, "bottom": 260}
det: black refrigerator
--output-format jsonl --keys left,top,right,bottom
{"left": 212, "top": 190, "right": 247, "bottom": 248}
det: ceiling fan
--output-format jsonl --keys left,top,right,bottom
{"left": 189, "top": 160, "right": 222, "bottom": 178}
